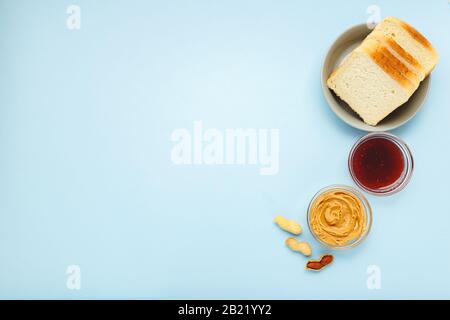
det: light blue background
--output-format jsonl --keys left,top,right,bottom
{"left": 0, "top": 0, "right": 449, "bottom": 299}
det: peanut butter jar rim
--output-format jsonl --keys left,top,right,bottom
{"left": 307, "top": 184, "right": 373, "bottom": 250}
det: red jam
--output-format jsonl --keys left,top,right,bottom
{"left": 350, "top": 137, "right": 404, "bottom": 190}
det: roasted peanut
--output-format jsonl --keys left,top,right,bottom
{"left": 306, "top": 254, "right": 334, "bottom": 271}
{"left": 274, "top": 216, "right": 302, "bottom": 235}
{"left": 285, "top": 238, "right": 312, "bottom": 256}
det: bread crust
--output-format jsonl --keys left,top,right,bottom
{"left": 386, "top": 16, "right": 438, "bottom": 58}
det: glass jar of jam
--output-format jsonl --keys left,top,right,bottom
{"left": 348, "top": 132, "right": 413, "bottom": 196}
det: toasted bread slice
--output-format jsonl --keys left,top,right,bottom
{"left": 373, "top": 17, "right": 439, "bottom": 75}
{"left": 367, "top": 30, "right": 427, "bottom": 82}
{"left": 359, "top": 37, "right": 420, "bottom": 94}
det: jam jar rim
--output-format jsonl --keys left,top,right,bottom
{"left": 348, "top": 132, "right": 414, "bottom": 196}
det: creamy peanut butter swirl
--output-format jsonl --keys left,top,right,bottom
{"left": 309, "top": 190, "right": 366, "bottom": 247}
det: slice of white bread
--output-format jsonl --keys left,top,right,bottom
{"left": 327, "top": 17, "right": 438, "bottom": 126}
{"left": 327, "top": 47, "right": 412, "bottom": 126}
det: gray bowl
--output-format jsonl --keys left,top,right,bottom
{"left": 321, "top": 24, "right": 430, "bottom": 132}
